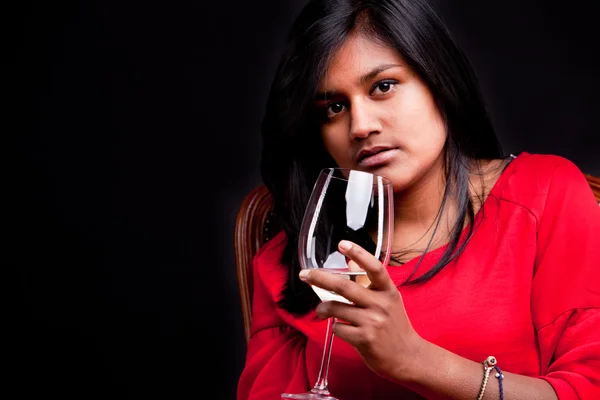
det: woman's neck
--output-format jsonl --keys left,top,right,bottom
{"left": 391, "top": 155, "right": 454, "bottom": 255}
{"left": 389, "top": 157, "right": 508, "bottom": 262}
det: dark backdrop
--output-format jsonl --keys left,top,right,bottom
{"left": 6, "top": 1, "right": 598, "bottom": 399}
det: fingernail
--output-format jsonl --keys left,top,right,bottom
{"left": 339, "top": 240, "right": 352, "bottom": 251}
{"left": 299, "top": 270, "right": 310, "bottom": 280}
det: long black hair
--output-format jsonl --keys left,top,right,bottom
{"left": 260, "top": 0, "right": 503, "bottom": 315}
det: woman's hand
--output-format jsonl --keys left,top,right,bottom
{"left": 299, "top": 240, "right": 427, "bottom": 382}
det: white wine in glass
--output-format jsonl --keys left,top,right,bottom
{"left": 281, "top": 168, "right": 394, "bottom": 400}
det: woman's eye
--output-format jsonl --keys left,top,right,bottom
{"left": 371, "top": 80, "right": 397, "bottom": 95}
{"left": 326, "top": 102, "right": 345, "bottom": 117}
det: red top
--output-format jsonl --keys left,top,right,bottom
{"left": 237, "top": 153, "right": 600, "bottom": 400}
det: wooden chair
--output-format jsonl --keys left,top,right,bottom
{"left": 234, "top": 174, "right": 600, "bottom": 345}
{"left": 234, "top": 185, "right": 277, "bottom": 344}
{"left": 586, "top": 174, "right": 600, "bottom": 203}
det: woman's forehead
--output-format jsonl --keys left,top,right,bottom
{"left": 318, "top": 33, "right": 404, "bottom": 90}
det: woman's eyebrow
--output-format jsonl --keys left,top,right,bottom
{"left": 358, "top": 63, "right": 402, "bottom": 85}
{"left": 315, "top": 63, "right": 403, "bottom": 100}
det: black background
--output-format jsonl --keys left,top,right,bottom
{"left": 7, "top": 1, "right": 598, "bottom": 399}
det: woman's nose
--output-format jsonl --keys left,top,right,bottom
{"left": 349, "top": 100, "right": 382, "bottom": 140}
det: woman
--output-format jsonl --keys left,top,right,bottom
{"left": 237, "top": 0, "right": 600, "bottom": 399}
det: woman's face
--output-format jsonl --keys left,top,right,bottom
{"left": 316, "top": 32, "right": 447, "bottom": 192}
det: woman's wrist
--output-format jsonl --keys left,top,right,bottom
{"left": 388, "top": 338, "right": 488, "bottom": 398}
{"left": 388, "top": 341, "right": 557, "bottom": 400}
{"left": 388, "top": 332, "right": 436, "bottom": 384}
{"left": 388, "top": 341, "right": 481, "bottom": 399}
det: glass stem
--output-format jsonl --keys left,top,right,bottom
{"left": 312, "top": 317, "right": 335, "bottom": 393}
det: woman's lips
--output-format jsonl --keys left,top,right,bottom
{"left": 358, "top": 148, "right": 399, "bottom": 167}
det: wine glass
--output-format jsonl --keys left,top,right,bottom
{"left": 281, "top": 168, "right": 394, "bottom": 400}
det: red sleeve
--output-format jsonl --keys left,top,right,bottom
{"left": 237, "top": 233, "right": 310, "bottom": 400}
{"left": 530, "top": 157, "right": 600, "bottom": 399}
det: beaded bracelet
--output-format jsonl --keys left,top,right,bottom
{"left": 476, "top": 356, "right": 504, "bottom": 400}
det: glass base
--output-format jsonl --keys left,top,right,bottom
{"left": 281, "top": 390, "right": 338, "bottom": 400}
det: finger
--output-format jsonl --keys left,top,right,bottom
{"left": 338, "top": 240, "right": 395, "bottom": 291}
{"left": 299, "top": 269, "right": 371, "bottom": 306}
{"left": 316, "top": 301, "right": 370, "bottom": 326}
{"left": 347, "top": 260, "right": 372, "bottom": 288}
{"left": 331, "top": 320, "right": 362, "bottom": 345}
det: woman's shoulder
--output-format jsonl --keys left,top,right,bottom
{"left": 252, "top": 230, "right": 289, "bottom": 298}
{"left": 254, "top": 230, "right": 287, "bottom": 267}
{"left": 502, "top": 152, "right": 581, "bottom": 180}
{"left": 494, "top": 151, "right": 594, "bottom": 214}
